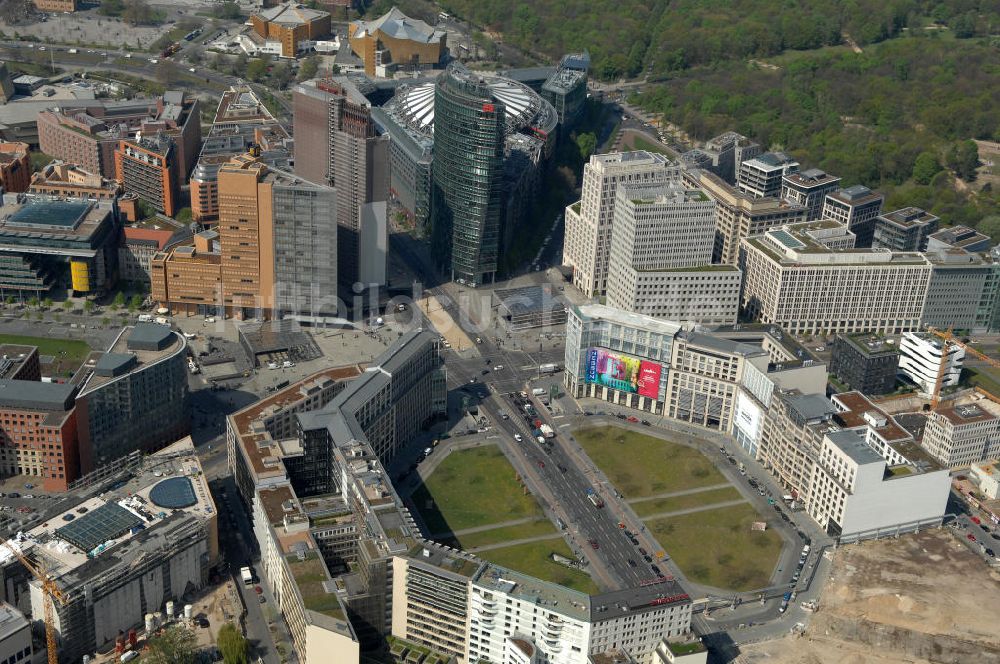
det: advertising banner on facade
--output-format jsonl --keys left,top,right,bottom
{"left": 585, "top": 348, "right": 662, "bottom": 399}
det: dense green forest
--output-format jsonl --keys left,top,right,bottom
{"left": 635, "top": 34, "right": 1000, "bottom": 232}
{"left": 436, "top": 0, "right": 999, "bottom": 79}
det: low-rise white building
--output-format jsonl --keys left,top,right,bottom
{"left": 921, "top": 398, "right": 1000, "bottom": 468}
{"left": 0, "top": 603, "right": 30, "bottom": 664}
{"left": 970, "top": 461, "right": 1000, "bottom": 500}
{"left": 898, "top": 331, "right": 964, "bottom": 396}
{"left": 807, "top": 429, "right": 950, "bottom": 542}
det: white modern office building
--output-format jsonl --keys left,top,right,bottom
{"left": 562, "top": 151, "right": 681, "bottom": 297}
{"left": 604, "top": 182, "right": 740, "bottom": 325}
{"left": 736, "top": 151, "right": 799, "bottom": 199}
{"left": 897, "top": 331, "right": 964, "bottom": 396}
{"left": 921, "top": 397, "right": 1000, "bottom": 468}
{"left": 780, "top": 168, "right": 840, "bottom": 221}
{"left": 807, "top": 428, "right": 950, "bottom": 541}
{"left": 740, "top": 220, "right": 933, "bottom": 335}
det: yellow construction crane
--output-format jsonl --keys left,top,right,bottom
{"left": 926, "top": 326, "right": 1000, "bottom": 408}
{"left": 1, "top": 542, "right": 65, "bottom": 664}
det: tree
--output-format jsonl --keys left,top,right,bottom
{"left": 129, "top": 294, "right": 143, "bottom": 311}
{"left": 217, "top": 623, "right": 248, "bottom": 664}
{"left": 113, "top": 292, "right": 126, "bottom": 308}
{"left": 156, "top": 59, "right": 179, "bottom": 86}
{"left": 575, "top": 132, "right": 597, "bottom": 161}
{"left": 246, "top": 58, "right": 268, "bottom": 82}
{"left": 978, "top": 215, "right": 1000, "bottom": 242}
{"left": 42, "top": 297, "right": 52, "bottom": 309}
{"left": 176, "top": 207, "right": 193, "bottom": 223}
{"left": 83, "top": 300, "right": 94, "bottom": 314}
{"left": 62, "top": 300, "right": 72, "bottom": 311}
{"left": 3, "top": 296, "right": 12, "bottom": 307}
{"left": 947, "top": 140, "right": 980, "bottom": 181}
{"left": 99, "top": 0, "right": 124, "bottom": 16}
{"left": 123, "top": 0, "right": 153, "bottom": 26}
{"left": 101, "top": 316, "right": 111, "bottom": 327}
{"left": 911, "top": 151, "right": 941, "bottom": 185}
{"left": 144, "top": 626, "right": 198, "bottom": 664}
{"left": 27, "top": 296, "right": 37, "bottom": 309}
{"left": 214, "top": 1, "right": 242, "bottom": 20}
{"left": 298, "top": 54, "right": 319, "bottom": 82}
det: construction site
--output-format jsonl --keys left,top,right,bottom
{"left": 0, "top": 437, "right": 227, "bottom": 664}
{"left": 739, "top": 528, "right": 1000, "bottom": 664}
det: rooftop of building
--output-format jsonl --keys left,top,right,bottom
{"left": 832, "top": 392, "right": 913, "bottom": 442}
{"left": 687, "top": 168, "right": 807, "bottom": 212}
{"left": 744, "top": 151, "right": 797, "bottom": 170}
{"left": 749, "top": 222, "right": 929, "bottom": 266}
{"left": 679, "top": 330, "right": 767, "bottom": 358}
{"left": 785, "top": 392, "right": 835, "bottom": 421}
{"left": 827, "top": 428, "right": 883, "bottom": 465}
{"left": 710, "top": 323, "right": 820, "bottom": 370}
{"left": 473, "top": 562, "right": 592, "bottom": 621}
{"left": 933, "top": 400, "right": 1000, "bottom": 426}
{"left": 624, "top": 183, "right": 710, "bottom": 205}
{"left": 656, "top": 264, "right": 740, "bottom": 273}
{"left": 386, "top": 67, "right": 557, "bottom": 138}
{"left": 782, "top": 168, "right": 840, "bottom": 187}
{"left": 0, "top": 345, "right": 35, "bottom": 378}
{"left": 1, "top": 436, "right": 214, "bottom": 582}
{"left": 594, "top": 150, "right": 671, "bottom": 167}
{"left": 0, "top": 379, "right": 76, "bottom": 415}
{"left": 927, "top": 225, "right": 991, "bottom": 250}
{"left": 405, "top": 542, "right": 483, "bottom": 579}
{"left": 878, "top": 207, "right": 939, "bottom": 228}
{"left": 214, "top": 85, "right": 278, "bottom": 125}
{"left": 39, "top": 92, "right": 194, "bottom": 142}
{"left": 591, "top": 576, "right": 691, "bottom": 620}
{"left": 826, "top": 184, "right": 883, "bottom": 205}
{"left": 229, "top": 365, "right": 364, "bottom": 479}
{"left": 0, "top": 142, "right": 27, "bottom": 164}
{"left": 123, "top": 226, "right": 174, "bottom": 250}
{"left": 29, "top": 161, "right": 121, "bottom": 192}
{"left": 76, "top": 324, "right": 183, "bottom": 393}
{"left": 542, "top": 64, "right": 587, "bottom": 94}
{"left": 840, "top": 333, "right": 900, "bottom": 357}
{"left": 0, "top": 196, "right": 113, "bottom": 248}
{"left": 572, "top": 304, "right": 683, "bottom": 337}
{"left": 494, "top": 283, "right": 569, "bottom": 317}
{"left": 256, "top": 2, "right": 329, "bottom": 26}
{"left": 0, "top": 603, "right": 27, "bottom": 642}
{"left": 351, "top": 7, "right": 444, "bottom": 44}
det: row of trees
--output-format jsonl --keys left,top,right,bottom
{"left": 144, "top": 623, "right": 247, "bottom": 664}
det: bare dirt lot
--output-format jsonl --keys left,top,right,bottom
{"left": 740, "top": 528, "right": 1000, "bottom": 664}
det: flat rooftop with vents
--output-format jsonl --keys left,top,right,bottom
{"left": 77, "top": 323, "right": 184, "bottom": 393}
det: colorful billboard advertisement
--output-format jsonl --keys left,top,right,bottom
{"left": 585, "top": 348, "right": 662, "bottom": 399}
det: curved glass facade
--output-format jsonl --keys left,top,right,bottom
{"left": 431, "top": 65, "right": 505, "bottom": 286}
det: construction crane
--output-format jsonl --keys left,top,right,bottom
{"left": 926, "top": 326, "right": 1000, "bottom": 408}
{"left": 1, "top": 541, "right": 65, "bottom": 664}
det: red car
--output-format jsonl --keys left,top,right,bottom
{"left": 254, "top": 585, "right": 263, "bottom": 595}
{"left": 972, "top": 516, "right": 982, "bottom": 525}
{"left": 589, "top": 539, "right": 599, "bottom": 549}
{"left": 968, "top": 533, "right": 977, "bottom": 542}
{"left": 627, "top": 416, "right": 639, "bottom": 423}
{"left": 537, "top": 461, "right": 545, "bottom": 469}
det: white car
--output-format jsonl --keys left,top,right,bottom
{"left": 282, "top": 361, "right": 294, "bottom": 368}
{"left": 205, "top": 317, "right": 216, "bottom": 324}
{"left": 513, "top": 434, "right": 522, "bottom": 442}
{"left": 493, "top": 365, "right": 503, "bottom": 371}
{"left": 183, "top": 332, "right": 196, "bottom": 339}
{"left": 150, "top": 58, "right": 158, "bottom": 64}
{"left": 267, "top": 362, "right": 278, "bottom": 370}
{"left": 124, "top": 53, "right": 132, "bottom": 58}
{"left": 189, "top": 67, "right": 196, "bottom": 73}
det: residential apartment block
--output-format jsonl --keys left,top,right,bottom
{"left": 684, "top": 168, "right": 806, "bottom": 265}
{"left": 114, "top": 134, "right": 179, "bottom": 216}
{"left": 37, "top": 92, "right": 201, "bottom": 180}
{"left": 563, "top": 152, "right": 680, "bottom": 297}
{"left": 898, "top": 331, "right": 963, "bottom": 396}
{"left": 821, "top": 185, "right": 884, "bottom": 247}
{"left": 0, "top": 142, "right": 30, "bottom": 194}
{"left": 740, "top": 220, "right": 933, "bottom": 335}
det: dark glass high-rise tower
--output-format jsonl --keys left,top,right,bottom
{"left": 431, "top": 64, "right": 506, "bottom": 286}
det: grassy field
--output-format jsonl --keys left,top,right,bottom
{"left": 0, "top": 334, "right": 90, "bottom": 360}
{"left": 645, "top": 503, "right": 783, "bottom": 591}
{"left": 621, "top": 132, "right": 673, "bottom": 156}
{"left": 630, "top": 486, "right": 743, "bottom": 518}
{"left": 478, "top": 539, "right": 599, "bottom": 595}
{"left": 450, "top": 518, "right": 558, "bottom": 550}
{"left": 575, "top": 426, "right": 726, "bottom": 498}
{"left": 411, "top": 445, "right": 544, "bottom": 535}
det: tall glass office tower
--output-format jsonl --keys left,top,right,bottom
{"left": 431, "top": 64, "right": 506, "bottom": 286}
